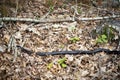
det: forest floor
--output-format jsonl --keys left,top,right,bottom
{"left": 0, "top": 0, "right": 120, "bottom": 80}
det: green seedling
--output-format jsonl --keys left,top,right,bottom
{"left": 92, "top": 24, "right": 116, "bottom": 44}
{"left": 70, "top": 37, "right": 80, "bottom": 43}
{"left": 49, "top": 5, "right": 54, "bottom": 12}
{"left": 96, "top": 34, "right": 108, "bottom": 43}
{"left": 58, "top": 57, "right": 67, "bottom": 68}
{"left": 45, "top": 0, "right": 55, "bottom": 12}
{"left": 47, "top": 62, "right": 53, "bottom": 69}
{"left": 77, "top": 6, "right": 82, "bottom": 14}
{"left": 77, "top": 8, "right": 81, "bottom": 14}
{"left": 101, "top": 25, "right": 115, "bottom": 41}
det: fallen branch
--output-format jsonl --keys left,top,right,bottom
{"left": 0, "top": 15, "right": 120, "bottom": 23}
{"left": 0, "top": 17, "right": 73, "bottom": 23}
{"left": 76, "top": 15, "right": 120, "bottom": 21}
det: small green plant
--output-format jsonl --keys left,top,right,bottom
{"left": 49, "top": 5, "right": 54, "bottom": 12}
{"left": 45, "top": 0, "right": 55, "bottom": 12}
{"left": 96, "top": 34, "right": 108, "bottom": 43}
{"left": 47, "top": 62, "right": 53, "bottom": 69}
{"left": 77, "top": 6, "right": 82, "bottom": 14}
{"left": 58, "top": 57, "right": 67, "bottom": 68}
{"left": 92, "top": 24, "right": 116, "bottom": 44}
{"left": 77, "top": 9, "right": 81, "bottom": 14}
{"left": 70, "top": 36, "right": 80, "bottom": 43}
{"left": 101, "top": 25, "right": 115, "bottom": 41}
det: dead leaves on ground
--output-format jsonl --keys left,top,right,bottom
{"left": 0, "top": 0, "right": 120, "bottom": 79}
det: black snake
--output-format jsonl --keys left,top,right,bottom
{"left": 17, "top": 45, "right": 120, "bottom": 56}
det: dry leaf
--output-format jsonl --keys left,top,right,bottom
{"left": 4, "top": 34, "right": 10, "bottom": 43}
{"left": 0, "top": 45, "right": 7, "bottom": 53}
{"left": 14, "top": 32, "right": 22, "bottom": 39}
{"left": 81, "top": 70, "right": 89, "bottom": 77}
{"left": 19, "top": 24, "right": 29, "bottom": 31}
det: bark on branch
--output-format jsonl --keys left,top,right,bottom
{"left": 0, "top": 15, "right": 120, "bottom": 23}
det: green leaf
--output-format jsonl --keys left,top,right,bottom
{"left": 96, "top": 34, "right": 108, "bottom": 44}
{"left": 102, "top": 39, "right": 108, "bottom": 43}
{"left": 70, "top": 37, "right": 80, "bottom": 43}
{"left": 96, "top": 38, "right": 103, "bottom": 43}
{"left": 58, "top": 57, "right": 67, "bottom": 68}
{"left": 101, "top": 34, "right": 107, "bottom": 39}
{"left": 47, "top": 62, "right": 53, "bottom": 69}
{"left": 49, "top": 5, "right": 54, "bottom": 12}
{"left": 58, "top": 57, "right": 66, "bottom": 64}
{"left": 61, "top": 63, "right": 67, "bottom": 68}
